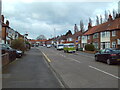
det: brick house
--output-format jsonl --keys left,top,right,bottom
{"left": 82, "top": 15, "right": 120, "bottom": 50}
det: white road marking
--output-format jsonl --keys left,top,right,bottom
{"left": 42, "top": 52, "right": 51, "bottom": 63}
{"left": 89, "top": 65, "right": 120, "bottom": 79}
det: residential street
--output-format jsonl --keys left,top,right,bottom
{"left": 38, "top": 46, "right": 119, "bottom": 88}
{"left": 2, "top": 48, "right": 62, "bottom": 88}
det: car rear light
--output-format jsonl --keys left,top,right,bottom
{"left": 110, "top": 54, "right": 117, "bottom": 56}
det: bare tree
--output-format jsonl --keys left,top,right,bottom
{"left": 89, "top": 17, "right": 92, "bottom": 25}
{"left": 104, "top": 10, "right": 108, "bottom": 22}
{"left": 113, "top": 9, "right": 116, "bottom": 20}
{"left": 96, "top": 15, "right": 99, "bottom": 25}
{"left": 100, "top": 15, "right": 103, "bottom": 24}
{"left": 80, "top": 20, "right": 84, "bottom": 32}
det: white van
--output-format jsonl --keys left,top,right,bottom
{"left": 56, "top": 44, "right": 64, "bottom": 50}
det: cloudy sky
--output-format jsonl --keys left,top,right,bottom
{"left": 2, "top": 0, "right": 119, "bottom": 39}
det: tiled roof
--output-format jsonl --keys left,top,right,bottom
{"left": 71, "top": 31, "right": 83, "bottom": 39}
{"left": 84, "top": 18, "right": 120, "bottom": 35}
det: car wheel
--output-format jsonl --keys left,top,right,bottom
{"left": 95, "top": 56, "right": 98, "bottom": 61}
{"left": 106, "top": 59, "right": 112, "bottom": 65}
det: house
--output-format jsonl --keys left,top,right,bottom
{"left": 1, "top": 15, "right": 26, "bottom": 45}
{"left": 82, "top": 14, "right": 120, "bottom": 50}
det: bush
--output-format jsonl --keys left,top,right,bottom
{"left": 85, "top": 44, "right": 95, "bottom": 51}
{"left": 11, "top": 38, "right": 26, "bottom": 51}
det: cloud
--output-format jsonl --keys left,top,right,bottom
{"left": 2, "top": 0, "right": 118, "bottom": 39}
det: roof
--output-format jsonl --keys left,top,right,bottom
{"left": 84, "top": 18, "right": 120, "bottom": 36}
{"left": 71, "top": 31, "right": 83, "bottom": 39}
{"left": 29, "top": 40, "right": 47, "bottom": 42}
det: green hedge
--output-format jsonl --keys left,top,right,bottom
{"left": 11, "top": 38, "right": 26, "bottom": 51}
{"left": 85, "top": 44, "right": 95, "bottom": 51}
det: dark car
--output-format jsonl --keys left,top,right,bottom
{"left": 1, "top": 44, "right": 17, "bottom": 61}
{"left": 1, "top": 44, "right": 23, "bottom": 59}
{"left": 95, "top": 48, "right": 120, "bottom": 65}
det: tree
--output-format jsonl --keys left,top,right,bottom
{"left": 89, "top": 17, "right": 92, "bottom": 25}
{"left": 80, "top": 20, "right": 84, "bottom": 32}
{"left": 65, "top": 30, "right": 72, "bottom": 36}
{"left": 96, "top": 15, "right": 99, "bottom": 25}
{"left": 100, "top": 15, "right": 103, "bottom": 24}
{"left": 113, "top": 9, "right": 116, "bottom": 20}
{"left": 36, "top": 35, "right": 46, "bottom": 40}
{"left": 104, "top": 10, "right": 108, "bottom": 22}
{"left": 11, "top": 38, "right": 26, "bottom": 51}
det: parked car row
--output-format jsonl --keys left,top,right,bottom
{"left": 1, "top": 44, "right": 23, "bottom": 62}
{"left": 45, "top": 43, "right": 76, "bottom": 53}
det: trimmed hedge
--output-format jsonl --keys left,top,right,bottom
{"left": 85, "top": 44, "right": 95, "bottom": 51}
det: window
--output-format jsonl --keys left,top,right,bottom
{"left": 101, "top": 32, "right": 105, "bottom": 37}
{"left": 78, "top": 36, "right": 81, "bottom": 40}
{"left": 93, "top": 42, "right": 98, "bottom": 49}
{"left": 101, "top": 31, "right": 110, "bottom": 37}
{"left": 93, "top": 33, "right": 98, "bottom": 39}
{"left": 112, "top": 31, "right": 116, "bottom": 36}
{"left": 87, "top": 35, "right": 90, "bottom": 39}
{"left": 118, "top": 39, "right": 120, "bottom": 45}
{"left": 68, "top": 38, "right": 72, "bottom": 41}
{"left": 112, "top": 41, "right": 116, "bottom": 48}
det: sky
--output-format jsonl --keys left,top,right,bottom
{"left": 2, "top": 0, "right": 119, "bottom": 39}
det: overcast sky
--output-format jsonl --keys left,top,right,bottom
{"left": 2, "top": 0, "right": 118, "bottom": 39}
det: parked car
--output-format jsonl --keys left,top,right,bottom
{"left": 64, "top": 43, "right": 76, "bottom": 53}
{"left": 95, "top": 48, "right": 120, "bottom": 65}
{"left": 1, "top": 44, "right": 16, "bottom": 61}
{"left": 1, "top": 44, "right": 23, "bottom": 59}
{"left": 56, "top": 44, "right": 64, "bottom": 50}
{"left": 47, "top": 44, "right": 52, "bottom": 48}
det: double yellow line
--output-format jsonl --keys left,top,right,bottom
{"left": 42, "top": 52, "right": 51, "bottom": 63}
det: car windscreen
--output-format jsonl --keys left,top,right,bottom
{"left": 111, "top": 50, "right": 120, "bottom": 53}
{"left": 58, "top": 45, "right": 64, "bottom": 47}
{"left": 68, "top": 45, "right": 74, "bottom": 47}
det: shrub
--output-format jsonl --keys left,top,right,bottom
{"left": 11, "top": 38, "right": 26, "bottom": 51}
{"left": 85, "top": 44, "right": 95, "bottom": 51}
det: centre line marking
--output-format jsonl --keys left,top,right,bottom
{"left": 42, "top": 52, "right": 51, "bottom": 63}
{"left": 89, "top": 65, "right": 120, "bottom": 79}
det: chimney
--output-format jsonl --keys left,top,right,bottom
{"left": 6, "top": 20, "right": 9, "bottom": 26}
{"left": 1, "top": 15, "right": 4, "bottom": 23}
{"left": 88, "top": 22, "right": 92, "bottom": 30}
{"left": 108, "top": 14, "right": 113, "bottom": 21}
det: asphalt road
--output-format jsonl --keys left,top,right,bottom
{"left": 38, "top": 46, "right": 120, "bottom": 88}
{"left": 2, "top": 48, "right": 62, "bottom": 88}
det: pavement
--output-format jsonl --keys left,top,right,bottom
{"left": 2, "top": 48, "right": 62, "bottom": 88}
{"left": 38, "top": 46, "right": 120, "bottom": 88}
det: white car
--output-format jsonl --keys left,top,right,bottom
{"left": 47, "top": 44, "right": 52, "bottom": 48}
{"left": 56, "top": 44, "right": 64, "bottom": 50}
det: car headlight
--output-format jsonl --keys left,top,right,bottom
{"left": 16, "top": 50, "right": 22, "bottom": 53}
